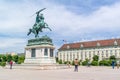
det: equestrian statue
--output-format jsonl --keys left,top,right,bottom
{"left": 27, "top": 8, "right": 52, "bottom": 38}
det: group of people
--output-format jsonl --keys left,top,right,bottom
{"left": 8, "top": 59, "right": 120, "bottom": 70}
{"left": 112, "top": 60, "right": 120, "bottom": 69}
{"left": 73, "top": 59, "right": 120, "bottom": 72}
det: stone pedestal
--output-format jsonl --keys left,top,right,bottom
{"left": 24, "top": 35, "right": 56, "bottom": 64}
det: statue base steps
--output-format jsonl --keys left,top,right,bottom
{"left": 5, "top": 64, "right": 70, "bottom": 70}
{"left": 24, "top": 57, "right": 56, "bottom": 64}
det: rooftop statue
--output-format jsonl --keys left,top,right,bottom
{"left": 27, "top": 8, "right": 52, "bottom": 38}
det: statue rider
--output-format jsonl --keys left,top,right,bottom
{"left": 33, "top": 11, "right": 45, "bottom": 30}
{"left": 38, "top": 13, "right": 45, "bottom": 27}
{"left": 35, "top": 11, "right": 41, "bottom": 23}
{"left": 27, "top": 8, "right": 52, "bottom": 38}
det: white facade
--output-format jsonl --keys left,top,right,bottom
{"left": 58, "top": 39, "right": 120, "bottom": 62}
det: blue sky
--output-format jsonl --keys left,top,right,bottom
{"left": 0, "top": 0, "right": 120, "bottom": 53}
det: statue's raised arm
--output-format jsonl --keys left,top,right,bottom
{"left": 35, "top": 8, "right": 46, "bottom": 24}
{"left": 36, "top": 8, "right": 46, "bottom": 14}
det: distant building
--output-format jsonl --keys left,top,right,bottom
{"left": 6, "top": 52, "right": 17, "bottom": 56}
{"left": 58, "top": 39, "right": 120, "bottom": 62}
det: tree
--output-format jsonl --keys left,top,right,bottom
{"left": 6, "top": 54, "right": 12, "bottom": 62}
{"left": 91, "top": 61, "right": 98, "bottom": 66}
{"left": 0, "top": 62, "right": 6, "bottom": 67}
{"left": 99, "top": 60, "right": 111, "bottom": 66}
{"left": 82, "top": 58, "right": 89, "bottom": 66}
{"left": 82, "top": 60, "right": 88, "bottom": 66}
{"left": 93, "top": 55, "right": 99, "bottom": 61}
{"left": 0, "top": 54, "right": 3, "bottom": 62}
{"left": 72, "top": 60, "right": 75, "bottom": 65}
{"left": 55, "top": 57, "right": 58, "bottom": 63}
{"left": 12, "top": 55, "right": 19, "bottom": 63}
{"left": 1, "top": 55, "right": 7, "bottom": 62}
{"left": 18, "top": 55, "right": 25, "bottom": 63}
{"left": 58, "top": 59, "right": 62, "bottom": 64}
{"left": 109, "top": 55, "right": 116, "bottom": 60}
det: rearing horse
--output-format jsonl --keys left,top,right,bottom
{"left": 27, "top": 8, "right": 52, "bottom": 38}
{"left": 27, "top": 22, "right": 52, "bottom": 38}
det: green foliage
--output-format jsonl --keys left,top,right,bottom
{"left": 64, "top": 61, "right": 68, "bottom": 64}
{"left": 109, "top": 55, "right": 116, "bottom": 60}
{"left": 108, "top": 60, "right": 112, "bottom": 65}
{"left": 12, "top": 55, "right": 19, "bottom": 63}
{"left": 82, "top": 58, "right": 90, "bottom": 66}
{"left": 0, "top": 54, "right": 2, "bottom": 62}
{"left": 82, "top": 61, "right": 88, "bottom": 66}
{"left": 79, "top": 60, "right": 82, "bottom": 65}
{"left": 18, "top": 55, "right": 25, "bottom": 63}
{"left": 55, "top": 57, "right": 58, "bottom": 63}
{"left": 2, "top": 55, "right": 7, "bottom": 62}
{"left": 93, "top": 55, "right": 99, "bottom": 61}
{"left": 99, "top": 60, "right": 111, "bottom": 66}
{"left": 68, "top": 61, "right": 71, "bottom": 65}
{"left": 17, "top": 61, "right": 22, "bottom": 64}
{"left": 0, "top": 54, "right": 25, "bottom": 66}
{"left": 85, "top": 58, "right": 89, "bottom": 62}
{"left": 91, "top": 61, "right": 98, "bottom": 66}
{"left": 0, "top": 62, "right": 6, "bottom": 67}
{"left": 6, "top": 54, "right": 12, "bottom": 62}
{"left": 72, "top": 60, "right": 75, "bottom": 65}
{"left": 58, "top": 59, "right": 62, "bottom": 64}
{"left": 99, "top": 60, "right": 105, "bottom": 66}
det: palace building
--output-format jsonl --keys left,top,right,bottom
{"left": 58, "top": 39, "right": 120, "bottom": 62}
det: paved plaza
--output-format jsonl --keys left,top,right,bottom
{"left": 0, "top": 66, "right": 120, "bottom": 80}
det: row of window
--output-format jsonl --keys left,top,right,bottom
{"left": 61, "top": 49, "right": 120, "bottom": 53}
{"left": 58, "top": 50, "right": 120, "bottom": 61}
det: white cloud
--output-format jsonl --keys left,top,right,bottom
{"left": 0, "top": 0, "right": 120, "bottom": 53}
{"left": 0, "top": 37, "right": 26, "bottom": 53}
{"left": 0, "top": 38, "right": 26, "bottom": 48}
{"left": 47, "top": 1, "right": 120, "bottom": 40}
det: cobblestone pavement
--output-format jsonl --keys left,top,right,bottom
{"left": 0, "top": 66, "right": 120, "bottom": 80}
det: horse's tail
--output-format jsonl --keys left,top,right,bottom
{"left": 45, "top": 23, "right": 52, "bottom": 31}
{"left": 48, "top": 27, "right": 52, "bottom": 31}
{"left": 27, "top": 29, "right": 31, "bottom": 36}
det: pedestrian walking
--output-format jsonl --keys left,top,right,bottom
{"left": 9, "top": 60, "right": 13, "bottom": 69}
{"left": 74, "top": 59, "right": 79, "bottom": 72}
{"left": 67, "top": 61, "right": 71, "bottom": 68}
{"left": 87, "top": 60, "right": 91, "bottom": 67}
{"left": 112, "top": 60, "right": 115, "bottom": 69}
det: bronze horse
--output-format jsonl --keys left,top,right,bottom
{"left": 27, "top": 8, "right": 52, "bottom": 38}
{"left": 27, "top": 22, "right": 52, "bottom": 38}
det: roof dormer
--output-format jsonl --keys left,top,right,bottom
{"left": 67, "top": 45, "right": 70, "bottom": 49}
{"left": 97, "top": 42, "right": 100, "bottom": 47}
{"left": 80, "top": 44, "right": 84, "bottom": 48}
{"left": 114, "top": 40, "right": 118, "bottom": 46}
